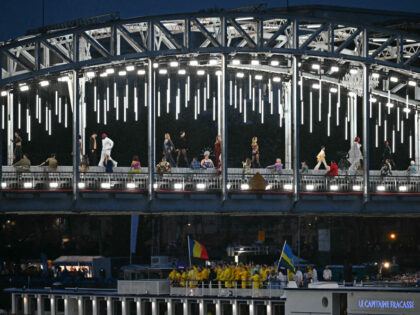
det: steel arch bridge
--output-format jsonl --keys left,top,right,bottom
{"left": 2, "top": 7, "right": 420, "bottom": 215}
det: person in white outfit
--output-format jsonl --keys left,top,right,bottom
{"left": 294, "top": 269, "right": 303, "bottom": 287}
{"left": 98, "top": 133, "right": 117, "bottom": 167}
{"left": 323, "top": 265, "right": 332, "bottom": 281}
{"left": 348, "top": 136, "right": 363, "bottom": 174}
{"left": 312, "top": 268, "right": 318, "bottom": 282}
{"left": 314, "top": 146, "right": 328, "bottom": 170}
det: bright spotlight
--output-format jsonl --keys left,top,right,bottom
{"left": 330, "top": 66, "right": 339, "bottom": 73}
{"left": 158, "top": 69, "right": 168, "bottom": 75}
{"left": 241, "top": 183, "right": 249, "bottom": 190}
{"left": 311, "top": 64, "right": 320, "bottom": 70}
{"left": 126, "top": 183, "right": 136, "bottom": 189}
{"left": 372, "top": 73, "right": 380, "bottom": 79}
{"left": 227, "top": 183, "right": 232, "bottom": 190}
{"left": 255, "top": 74, "right": 263, "bottom": 80}
{"left": 39, "top": 80, "right": 49, "bottom": 87}
{"left": 403, "top": 107, "right": 411, "bottom": 113}
{"left": 236, "top": 72, "right": 244, "bottom": 78}
{"left": 370, "top": 97, "right": 377, "bottom": 103}
{"left": 1, "top": 91, "right": 7, "bottom": 96}
{"left": 153, "top": 183, "right": 158, "bottom": 189}
{"left": 273, "top": 77, "right": 281, "bottom": 82}
{"left": 1, "top": 182, "right": 7, "bottom": 188}
{"left": 49, "top": 182, "right": 59, "bottom": 188}
{"left": 352, "top": 185, "right": 361, "bottom": 191}
{"left": 330, "top": 185, "right": 339, "bottom": 191}
{"left": 408, "top": 80, "right": 417, "bottom": 87}
{"left": 270, "top": 60, "right": 280, "bottom": 66}
{"left": 174, "top": 183, "right": 183, "bottom": 190}
{"left": 398, "top": 186, "right": 407, "bottom": 192}
{"left": 197, "top": 70, "right": 205, "bottom": 76}
{"left": 389, "top": 233, "right": 397, "bottom": 240}
{"left": 350, "top": 68, "right": 358, "bottom": 74}
{"left": 312, "top": 83, "right": 320, "bottom": 89}
{"left": 209, "top": 59, "right": 218, "bottom": 65}
{"left": 390, "top": 76, "right": 398, "bottom": 83}
{"left": 189, "top": 60, "right": 199, "bottom": 66}
{"left": 118, "top": 70, "right": 127, "bottom": 76}
{"left": 330, "top": 87, "right": 338, "bottom": 93}
{"left": 86, "top": 71, "right": 96, "bottom": 78}
{"left": 284, "top": 184, "right": 293, "bottom": 190}
{"left": 251, "top": 60, "right": 260, "bottom": 66}
{"left": 377, "top": 185, "right": 386, "bottom": 192}
{"left": 231, "top": 59, "right": 240, "bottom": 65}
{"left": 78, "top": 182, "right": 86, "bottom": 189}
{"left": 178, "top": 69, "right": 186, "bottom": 75}
{"left": 153, "top": 62, "right": 159, "bottom": 68}
{"left": 20, "top": 85, "right": 29, "bottom": 91}
{"left": 99, "top": 72, "right": 108, "bottom": 77}
{"left": 306, "top": 184, "right": 314, "bottom": 190}
{"left": 101, "top": 183, "right": 111, "bottom": 189}
{"left": 383, "top": 262, "right": 390, "bottom": 269}
{"left": 196, "top": 183, "right": 206, "bottom": 190}
{"left": 265, "top": 185, "right": 272, "bottom": 190}
{"left": 126, "top": 65, "right": 135, "bottom": 71}
{"left": 386, "top": 102, "right": 394, "bottom": 108}
{"left": 58, "top": 76, "right": 70, "bottom": 82}
{"left": 106, "top": 68, "right": 115, "bottom": 74}
{"left": 137, "top": 69, "right": 146, "bottom": 75}
{"left": 216, "top": 70, "right": 222, "bottom": 76}
{"left": 23, "top": 182, "right": 33, "bottom": 189}
{"left": 170, "top": 61, "right": 179, "bottom": 68}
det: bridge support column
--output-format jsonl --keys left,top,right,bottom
{"left": 91, "top": 297, "right": 98, "bottom": 315}
{"left": 249, "top": 300, "right": 255, "bottom": 315}
{"left": 50, "top": 296, "right": 56, "bottom": 315}
{"left": 199, "top": 299, "right": 205, "bottom": 315}
{"left": 147, "top": 58, "right": 155, "bottom": 200}
{"left": 23, "top": 294, "right": 29, "bottom": 315}
{"left": 78, "top": 297, "right": 84, "bottom": 315}
{"left": 136, "top": 298, "right": 145, "bottom": 315}
{"left": 71, "top": 70, "right": 80, "bottom": 201}
{"left": 350, "top": 93, "right": 357, "bottom": 141}
{"left": 415, "top": 111, "right": 420, "bottom": 166}
{"left": 183, "top": 299, "right": 190, "bottom": 315}
{"left": 266, "top": 301, "right": 272, "bottom": 315}
{"left": 151, "top": 298, "right": 158, "bottom": 315}
{"left": 220, "top": 53, "right": 228, "bottom": 201}
{"left": 7, "top": 91, "right": 13, "bottom": 165}
{"left": 292, "top": 55, "right": 301, "bottom": 202}
{"left": 231, "top": 300, "right": 238, "bottom": 315}
{"left": 37, "top": 295, "right": 44, "bottom": 315}
{"left": 167, "top": 299, "right": 174, "bottom": 315}
{"left": 11, "top": 293, "right": 17, "bottom": 314}
{"left": 107, "top": 297, "right": 113, "bottom": 315}
{"left": 284, "top": 81, "right": 292, "bottom": 169}
{"left": 362, "top": 30, "right": 370, "bottom": 202}
{"left": 215, "top": 300, "right": 222, "bottom": 315}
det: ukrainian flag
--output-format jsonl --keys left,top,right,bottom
{"left": 188, "top": 237, "right": 209, "bottom": 259}
{"left": 279, "top": 242, "right": 295, "bottom": 272}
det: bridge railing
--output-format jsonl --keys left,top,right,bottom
{"left": 1, "top": 169, "right": 419, "bottom": 194}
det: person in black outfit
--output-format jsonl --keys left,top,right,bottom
{"left": 382, "top": 140, "right": 395, "bottom": 168}
{"left": 11, "top": 132, "right": 23, "bottom": 163}
{"left": 89, "top": 133, "right": 98, "bottom": 166}
{"left": 176, "top": 131, "right": 189, "bottom": 167}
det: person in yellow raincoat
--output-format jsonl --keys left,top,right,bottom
{"left": 180, "top": 269, "right": 187, "bottom": 287}
{"left": 188, "top": 267, "right": 197, "bottom": 287}
{"left": 251, "top": 271, "right": 261, "bottom": 289}
{"left": 240, "top": 266, "right": 250, "bottom": 289}
{"left": 234, "top": 264, "right": 242, "bottom": 288}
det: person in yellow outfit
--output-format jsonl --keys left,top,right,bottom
{"left": 251, "top": 271, "right": 261, "bottom": 289}
{"left": 216, "top": 265, "right": 223, "bottom": 288}
{"left": 196, "top": 267, "right": 203, "bottom": 287}
{"left": 168, "top": 269, "right": 177, "bottom": 287}
{"left": 188, "top": 266, "right": 197, "bottom": 287}
{"left": 201, "top": 267, "right": 209, "bottom": 287}
{"left": 180, "top": 269, "right": 187, "bottom": 287}
{"left": 234, "top": 264, "right": 242, "bottom": 288}
{"left": 314, "top": 145, "right": 328, "bottom": 170}
{"left": 240, "top": 266, "right": 250, "bottom": 289}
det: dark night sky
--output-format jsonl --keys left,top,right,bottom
{"left": 1, "top": 0, "right": 420, "bottom": 42}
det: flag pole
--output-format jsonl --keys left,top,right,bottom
{"left": 277, "top": 240, "right": 287, "bottom": 272}
{"left": 187, "top": 235, "right": 192, "bottom": 267}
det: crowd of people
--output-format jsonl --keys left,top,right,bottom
{"left": 168, "top": 263, "right": 333, "bottom": 289}
{"left": 9, "top": 131, "right": 418, "bottom": 178}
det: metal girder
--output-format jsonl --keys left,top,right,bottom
{"left": 265, "top": 20, "right": 290, "bottom": 47}
{"left": 41, "top": 39, "right": 73, "bottom": 63}
{"left": 404, "top": 48, "right": 420, "bottom": 66}
{"left": 154, "top": 21, "right": 184, "bottom": 50}
{"left": 228, "top": 18, "right": 256, "bottom": 48}
{"left": 299, "top": 24, "right": 329, "bottom": 50}
{"left": 117, "top": 24, "right": 148, "bottom": 53}
{"left": 335, "top": 28, "right": 362, "bottom": 54}
{"left": 80, "top": 31, "right": 110, "bottom": 58}
{"left": 191, "top": 18, "right": 221, "bottom": 47}
{"left": 3, "top": 50, "right": 33, "bottom": 72}
{"left": 369, "top": 35, "right": 397, "bottom": 59}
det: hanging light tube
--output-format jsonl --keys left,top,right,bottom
{"left": 229, "top": 80, "right": 233, "bottom": 105}
{"left": 64, "top": 101, "right": 68, "bottom": 128}
{"left": 27, "top": 113, "right": 31, "bottom": 141}
{"left": 97, "top": 98, "right": 100, "bottom": 124}
{"left": 234, "top": 81, "right": 237, "bottom": 108}
{"left": 369, "top": 97, "right": 372, "bottom": 119}
{"left": 18, "top": 100, "right": 21, "bottom": 129}
{"left": 185, "top": 81, "right": 188, "bottom": 108}
{"left": 94, "top": 85, "right": 97, "bottom": 112}
{"left": 347, "top": 97, "right": 350, "bottom": 122}
{"left": 58, "top": 97, "right": 62, "bottom": 123}
{"left": 387, "top": 90, "right": 391, "bottom": 114}
{"left": 239, "top": 87, "right": 242, "bottom": 113}
{"left": 405, "top": 95, "right": 410, "bottom": 119}
{"left": 35, "top": 94, "right": 39, "bottom": 119}
{"left": 204, "top": 86, "right": 207, "bottom": 111}
{"left": 134, "top": 86, "right": 138, "bottom": 121}
{"left": 261, "top": 100, "right": 264, "bottom": 124}
{"left": 336, "top": 85, "right": 340, "bottom": 126}
{"left": 104, "top": 100, "right": 107, "bottom": 125}
{"left": 206, "top": 74, "right": 210, "bottom": 99}
{"left": 1, "top": 105, "right": 4, "bottom": 129}
{"left": 258, "top": 87, "right": 262, "bottom": 113}
{"left": 384, "top": 118, "right": 387, "bottom": 141}
{"left": 45, "top": 106, "right": 48, "bottom": 131}
{"left": 48, "top": 108, "right": 51, "bottom": 135}
{"left": 197, "top": 88, "right": 201, "bottom": 115}
{"left": 176, "top": 87, "right": 181, "bottom": 119}
{"left": 157, "top": 89, "right": 161, "bottom": 117}
{"left": 167, "top": 77, "right": 171, "bottom": 113}
{"left": 187, "top": 76, "right": 190, "bottom": 101}
{"left": 345, "top": 116, "right": 348, "bottom": 140}
{"left": 124, "top": 83, "right": 128, "bottom": 122}
{"left": 318, "top": 80, "right": 322, "bottom": 122}
{"left": 213, "top": 95, "right": 216, "bottom": 121}
{"left": 106, "top": 86, "right": 110, "bottom": 111}
{"left": 379, "top": 102, "right": 382, "bottom": 126}
{"left": 252, "top": 86, "right": 255, "bottom": 111}
{"left": 249, "top": 75, "right": 252, "bottom": 99}
{"left": 397, "top": 107, "right": 400, "bottom": 131}
{"left": 55, "top": 91, "right": 58, "bottom": 115}
{"left": 113, "top": 82, "right": 117, "bottom": 108}
{"left": 244, "top": 93, "right": 247, "bottom": 123}
{"left": 375, "top": 123, "right": 379, "bottom": 148}
{"left": 194, "top": 94, "right": 197, "bottom": 120}
{"left": 310, "top": 91, "right": 313, "bottom": 133}
{"left": 409, "top": 134, "right": 413, "bottom": 158}
{"left": 401, "top": 120, "right": 404, "bottom": 143}
{"left": 38, "top": 97, "right": 42, "bottom": 124}
{"left": 144, "top": 82, "right": 147, "bottom": 107}
{"left": 328, "top": 92, "right": 331, "bottom": 137}
{"left": 392, "top": 129, "right": 395, "bottom": 152}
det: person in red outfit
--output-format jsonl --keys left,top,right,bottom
{"left": 326, "top": 160, "right": 338, "bottom": 178}
{"left": 214, "top": 135, "right": 222, "bottom": 166}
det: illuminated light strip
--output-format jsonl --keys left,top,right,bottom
{"left": 104, "top": 100, "right": 107, "bottom": 125}
{"left": 229, "top": 80, "right": 233, "bottom": 105}
{"left": 26, "top": 108, "right": 29, "bottom": 134}
{"left": 94, "top": 85, "right": 97, "bottom": 112}
{"left": 58, "top": 97, "right": 62, "bottom": 123}
{"left": 55, "top": 91, "right": 58, "bottom": 115}
{"left": 64, "top": 101, "right": 68, "bottom": 128}
{"left": 187, "top": 76, "right": 190, "bottom": 101}
{"left": 194, "top": 94, "right": 197, "bottom": 120}
{"left": 279, "top": 88, "right": 284, "bottom": 127}
{"left": 114, "top": 82, "right": 117, "bottom": 108}
{"left": 309, "top": 91, "right": 313, "bottom": 133}
{"left": 269, "top": 79, "right": 273, "bottom": 114}
{"left": 134, "top": 87, "right": 138, "bottom": 121}
{"left": 116, "top": 94, "right": 119, "bottom": 120}
{"left": 397, "top": 107, "right": 400, "bottom": 132}
{"left": 409, "top": 134, "right": 413, "bottom": 158}
{"left": 249, "top": 75, "right": 252, "bottom": 99}
{"left": 336, "top": 85, "right": 340, "bottom": 126}
{"left": 375, "top": 123, "right": 379, "bottom": 148}
{"left": 369, "top": 97, "right": 372, "bottom": 119}
{"left": 213, "top": 95, "right": 216, "bottom": 121}
{"left": 345, "top": 116, "right": 348, "bottom": 140}
{"left": 347, "top": 97, "right": 350, "bottom": 122}
{"left": 406, "top": 95, "right": 410, "bottom": 119}
{"left": 197, "top": 88, "right": 201, "bottom": 115}
{"left": 258, "top": 87, "right": 262, "bottom": 114}
{"left": 387, "top": 90, "right": 391, "bottom": 114}
{"left": 97, "top": 98, "right": 100, "bottom": 124}
{"left": 18, "top": 100, "right": 21, "bottom": 129}
{"left": 204, "top": 86, "right": 207, "bottom": 111}
{"left": 1, "top": 105, "right": 4, "bottom": 129}
{"left": 261, "top": 100, "right": 264, "bottom": 124}
{"left": 185, "top": 81, "right": 188, "bottom": 108}
{"left": 401, "top": 120, "right": 404, "bottom": 143}
{"left": 38, "top": 97, "right": 42, "bottom": 124}
{"left": 27, "top": 113, "right": 31, "bottom": 141}
{"left": 328, "top": 92, "right": 331, "bottom": 137}
{"left": 167, "top": 77, "right": 170, "bottom": 113}
{"left": 124, "top": 83, "right": 128, "bottom": 122}
{"left": 318, "top": 80, "right": 322, "bottom": 122}
{"left": 392, "top": 129, "right": 395, "bottom": 152}
{"left": 206, "top": 74, "right": 210, "bottom": 98}
{"left": 35, "top": 94, "right": 39, "bottom": 119}
{"left": 45, "top": 106, "right": 48, "bottom": 131}
{"left": 384, "top": 119, "right": 387, "bottom": 141}
{"left": 234, "top": 81, "right": 237, "bottom": 108}
{"left": 48, "top": 108, "right": 51, "bottom": 135}
{"left": 144, "top": 82, "right": 147, "bottom": 107}
{"left": 157, "top": 89, "right": 161, "bottom": 117}
{"left": 244, "top": 93, "right": 247, "bottom": 123}
{"left": 300, "top": 78, "right": 304, "bottom": 125}
{"left": 252, "top": 86, "right": 255, "bottom": 111}
{"left": 239, "top": 87, "right": 242, "bottom": 113}
{"left": 176, "top": 87, "right": 180, "bottom": 119}
{"left": 107, "top": 86, "right": 110, "bottom": 111}
{"left": 378, "top": 102, "right": 382, "bottom": 126}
